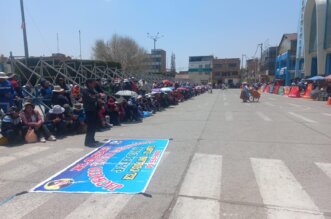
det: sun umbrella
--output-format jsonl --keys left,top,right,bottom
{"left": 307, "top": 76, "right": 325, "bottom": 81}
{"left": 325, "top": 75, "right": 331, "bottom": 81}
{"left": 177, "top": 87, "right": 189, "bottom": 91}
{"left": 161, "top": 87, "right": 174, "bottom": 92}
{"left": 162, "top": 80, "right": 174, "bottom": 86}
{"left": 116, "top": 90, "right": 138, "bottom": 97}
{"left": 152, "top": 88, "right": 162, "bottom": 94}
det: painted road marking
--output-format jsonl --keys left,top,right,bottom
{"left": 288, "top": 103, "right": 302, "bottom": 108}
{"left": 13, "top": 146, "right": 50, "bottom": 158}
{"left": 288, "top": 112, "right": 317, "bottom": 124}
{"left": 264, "top": 102, "right": 275, "bottom": 107}
{"left": 251, "top": 158, "right": 321, "bottom": 213}
{"left": 170, "top": 197, "right": 219, "bottom": 219}
{"left": 256, "top": 112, "right": 272, "bottom": 122}
{"left": 179, "top": 153, "right": 222, "bottom": 199}
{"left": 65, "top": 194, "right": 132, "bottom": 219}
{"left": 0, "top": 156, "right": 16, "bottom": 167}
{"left": 322, "top": 113, "right": 331, "bottom": 117}
{"left": 225, "top": 112, "right": 233, "bottom": 121}
{"left": 316, "top": 163, "right": 331, "bottom": 180}
{"left": 0, "top": 148, "right": 84, "bottom": 180}
{"left": 0, "top": 193, "right": 54, "bottom": 219}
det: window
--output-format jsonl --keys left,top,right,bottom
{"left": 228, "top": 63, "right": 237, "bottom": 68}
{"left": 205, "top": 64, "right": 211, "bottom": 68}
{"left": 215, "top": 72, "right": 221, "bottom": 76}
{"left": 325, "top": 0, "right": 331, "bottom": 49}
{"left": 214, "top": 64, "right": 223, "bottom": 68}
{"left": 309, "top": 4, "right": 317, "bottom": 53}
{"left": 199, "top": 65, "right": 203, "bottom": 68}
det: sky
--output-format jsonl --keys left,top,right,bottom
{"left": 0, "top": 0, "right": 300, "bottom": 71}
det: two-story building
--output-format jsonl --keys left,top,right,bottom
{"left": 212, "top": 58, "right": 241, "bottom": 87}
{"left": 188, "top": 56, "right": 213, "bottom": 84}
{"left": 275, "top": 33, "right": 298, "bottom": 86}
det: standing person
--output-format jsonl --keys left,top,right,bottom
{"left": 82, "top": 79, "right": 104, "bottom": 147}
{"left": 0, "top": 72, "right": 14, "bottom": 114}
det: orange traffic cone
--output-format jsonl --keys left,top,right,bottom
{"left": 327, "top": 97, "right": 331, "bottom": 105}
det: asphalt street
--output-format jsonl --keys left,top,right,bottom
{"left": 0, "top": 89, "right": 331, "bottom": 219}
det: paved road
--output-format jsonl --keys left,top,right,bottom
{"left": 0, "top": 89, "right": 331, "bottom": 219}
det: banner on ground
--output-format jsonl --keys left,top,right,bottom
{"left": 31, "top": 139, "right": 169, "bottom": 193}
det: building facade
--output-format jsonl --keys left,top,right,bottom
{"left": 295, "top": 0, "right": 307, "bottom": 77}
{"left": 260, "top": 46, "right": 277, "bottom": 82}
{"left": 245, "top": 58, "right": 259, "bottom": 83}
{"left": 188, "top": 56, "right": 213, "bottom": 84}
{"left": 275, "top": 33, "right": 298, "bottom": 85}
{"left": 146, "top": 49, "right": 166, "bottom": 73}
{"left": 304, "top": 0, "right": 331, "bottom": 76}
{"left": 212, "top": 58, "right": 241, "bottom": 86}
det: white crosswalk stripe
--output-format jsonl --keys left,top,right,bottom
{"left": 0, "top": 146, "right": 51, "bottom": 167}
{"left": 170, "top": 197, "right": 219, "bottom": 219}
{"left": 12, "top": 146, "right": 51, "bottom": 158}
{"left": 264, "top": 102, "right": 275, "bottom": 107}
{"left": 256, "top": 112, "right": 272, "bottom": 122}
{"left": 288, "top": 112, "right": 317, "bottom": 124}
{"left": 0, "top": 148, "right": 84, "bottom": 180}
{"left": 251, "top": 158, "right": 323, "bottom": 218}
{"left": 225, "top": 112, "right": 233, "bottom": 121}
{"left": 65, "top": 194, "right": 132, "bottom": 219}
{"left": 315, "top": 162, "right": 331, "bottom": 179}
{"left": 322, "top": 113, "right": 331, "bottom": 117}
{"left": 179, "top": 153, "right": 222, "bottom": 199}
{"left": 0, "top": 193, "right": 54, "bottom": 219}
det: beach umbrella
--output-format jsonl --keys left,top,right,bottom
{"left": 325, "top": 75, "right": 331, "bottom": 81}
{"left": 116, "top": 90, "right": 138, "bottom": 97}
{"left": 152, "top": 88, "right": 162, "bottom": 94}
{"left": 161, "top": 87, "right": 174, "bottom": 92}
{"left": 307, "top": 76, "right": 325, "bottom": 81}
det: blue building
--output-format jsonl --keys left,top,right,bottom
{"left": 275, "top": 33, "right": 298, "bottom": 86}
{"left": 304, "top": 0, "right": 331, "bottom": 77}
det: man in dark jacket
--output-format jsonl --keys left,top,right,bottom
{"left": 82, "top": 79, "right": 104, "bottom": 147}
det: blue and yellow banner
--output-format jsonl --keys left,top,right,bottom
{"left": 32, "top": 139, "right": 169, "bottom": 193}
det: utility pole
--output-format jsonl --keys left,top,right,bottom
{"left": 241, "top": 54, "right": 246, "bottom": 69}
{"left": 57, "top": 33, "right": 60, "bottom": 53}
{"left": 257, "top": 43, "right": 263, "bottom": 82}
{"left": 20, "top": 0, "right": 29, "bottom": 61}
{"left": 171, "top": 53, "right": 176, "bottom": 73}
{"left": 79, "top": 30, "right": 82, "bottom": 60}
{"left": 147, "top": 32, "right": 164, "bottom": 50}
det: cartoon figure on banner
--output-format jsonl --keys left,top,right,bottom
{"left": 44, "top": 178, "right": 74, "bottom": 190}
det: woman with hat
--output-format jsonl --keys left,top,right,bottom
{"left": 20, "top": 101, "right": 56, "bottom": 143}
{"left": 51, "top": 85, "right": 70, "bottom": 107}
{"left": 0, "top": 72, "right": 14, "bottom": 113}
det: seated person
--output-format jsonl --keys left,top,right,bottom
{"left": 97, "top": 99, "right": 110, "bottom": 129}
{"left": 107, "top": 96, "right": 121, "bottom": 126}
{"left": 51, "top": 85, "right": 70, "bottom": 107}
{"left": 45, "top": 105, "right": 67, "bottom": 135}
{"left": 1, "top": 106, "right": 24, "bottom": 145}
{"left": 20, "top": 101, "right": 56, "bottom": 143}
{"left": 72, "top": 103, "right": 87, "bottom": 134}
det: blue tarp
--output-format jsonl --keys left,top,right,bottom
{"left": 31, "top": 139, "right": 169, "bottom": 193}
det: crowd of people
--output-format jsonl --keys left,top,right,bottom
{"left": 0, "top": 71, "right": 208, "bottom": 146}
